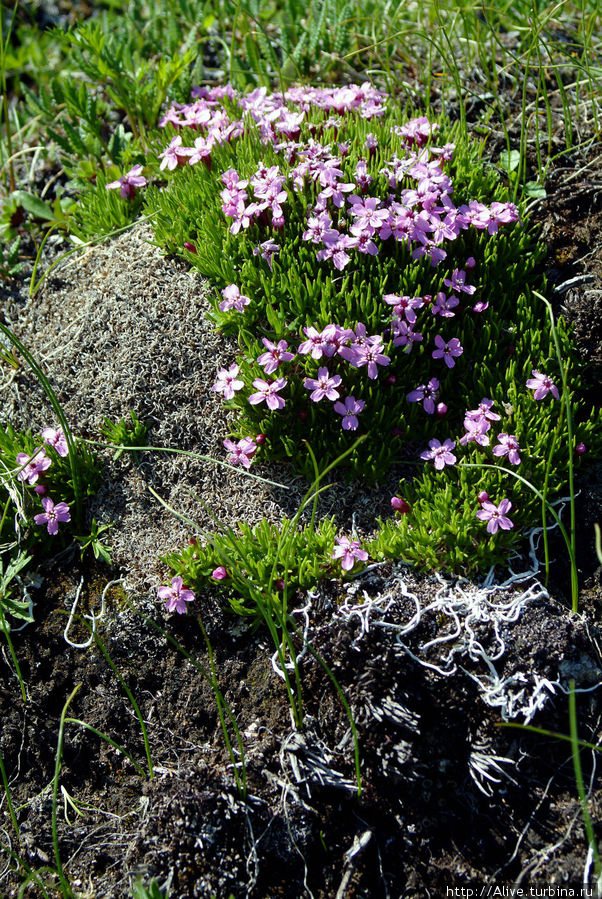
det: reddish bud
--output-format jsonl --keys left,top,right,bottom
{"left": 274, "top": 578, "right": 285, "bottom": 590}
{"left": 34, "top": 485, "right": 47, "bottom": 496}
{"left": 391, "top": 496, "right": 411, "bottom": 514}
{"left": 575, "top": 443, "right": 587, "bottom": 456}
{"left": 386, "top": 375, "right": 397, "bottom": 386}
{"left": 255, "top": 433, "right": 266, "bottom": 446}
{"left": 465, "top": 256, "right": 476, "bottom": 270}
{"left": 188, "top": 537, "right": 198, "bottom": 546}
{"left": 391, "top": 426, "right": 403, "bottom": 438}
{"left": 477, "top": 491, "right": 489, "bottom": 505}
{"left": 184, "top": 242, "right": 197, "bottom": 254}
{"left": 436, "top": 402, "right": 448, "bottom": 418}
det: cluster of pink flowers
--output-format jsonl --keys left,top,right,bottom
{"left": 211, "top": 315, "right": 402, "bottom": 466}
{"left": 219, "top": 137, "right": 519, "bottom": 272}
{"left": 415, "top": 369, "right": 566, "bottom": 534}
{"left": 155, "top": 85, "right": 519, "bottom": 274}
{"left": 155, "top": 85, "right": 579, "bottom": 555}
{"left": 16, "top": 427, "right": 72, "bottom": 535}
{"left": 220, "top": 164, "right": 289, "bottom": 234}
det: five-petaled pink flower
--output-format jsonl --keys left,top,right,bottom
{"left": 257, "top": 338, "right": 295, "bottom": 374}
{"left": 303, "top": 367, "right": 342, "bottom": 402}
{"left": 213, "top": 364, "right": 245, "bottom": 400}
{"left": 42, "top": 427, "right": 69, "bottom": 457}
{"left": 334, "top": 396, "right": 365, "bottom": 430}
{"left": 407, "top": 378, "right": 439, "bottom": 414}
{"left": 16, "top": 449, "right": 52, "bottom": 485}
{"left": 33, "top": 496, "right": 71, "bottom": 535}
{"left": 223, "top": 436, "right": 258, "bottom": 469}
{"left": 248, "top": 377, "right": 287, "bottom": 410}
{"left": 219, "top": 285, "right": 251, "bottom": 313}
{"left": 420, "top": 438, "right": 457, "bottom": 470}
{"left": 492, "top": 433, "right": 521, "bottom": 465}
{"left": 332, "top": 536, "right": 369, "bottom": 571}
{"left": 158, "top": 136, "right": 192, "bottom": 171}
{"left": 476, "top": 498, "right": 514, "bottom": 534}
{"left": 158, "top": 576, "right": 196, "bottom": 614}
{"left": 526, "top": 370, "right": 559, "bottom": 400}
{"left": 106, "top": 165, "right": 147, "bottom": 199}
{"left": 432, "top": 335, "right": 463, "bottom": 368}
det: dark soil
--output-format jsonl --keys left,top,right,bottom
{"left": 2, "top": 38, "right": 602, "bottom": 899}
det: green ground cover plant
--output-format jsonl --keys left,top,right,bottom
{"left": 122, "top": 83, "right": 600, "bottom": 590}
{"left": 1, "top": 1, "right": 602, "bottom": 894}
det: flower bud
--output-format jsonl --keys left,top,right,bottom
{"left": 391, "top": 426, "right": 403, "bottom": 438}
{"left": 575, "top": 443, "right": 587, "bottom": 456}
{"left": 274, "top": 578, "right": 285, "bottom": 590}
{"left": 465, "top": 256, "right": 476, "bottom": 270}
{"left": 391, "top": 496, "right": 411, "bottom": 514}
{"left": 212, "top": 566, "right": 229, "bottom": 581}
{"left": 436, "top": 402, "right": 448, "bottom": 418}
{"left": 184, "top": 242, "right": 197, "bottom": 254}
{"left": 255, "top": 433, "right": 266, "bottom": 445}
{"left": 386, "top": 375, "right": 396, "bottom": 386}
{"left": 477, "top": 491, "right": 489, "bottom": 505}
{"left": 34, "top": 485, "right": 47, "bottom": 495}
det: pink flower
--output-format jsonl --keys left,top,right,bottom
{"left": 213, "top": 364, "right": 245, "bottom": 400}
{"left": 392, "top": 319, "right": 423, "bottom": 352}
{"left": 407, "top": 378, "right": 439, "bottom": 414}
{"left": 526, "top": 370, "right": 559, "bottom": 400}
{"left": 443, "top": 268, "right": 476, "bottom": 295}
{"left": 334, "top": 396, "right": 365, "bottom": 430}
{"left": 420, "top": 438, "right": 457, "bottom": 470}
{"left": 223, "top": 437, "right": 258, "bottom": 469}
{"left": 158, "top": 136, "right": 192, "bottom": 171}
{"left": 332, "top": 536, "right": 369, "bottom": 571}
{"left": 16, "top": 449, "right": 52, "bottom": 485}
{"left": 42, "top": 427, "right": 69, "bottom": 457}
{"left": 212, "top": 566, "right": 229, "bottom": 581}
{"left": 219, "top": 285, "right": 251, "bottom": 313}
{"left": 158, "top": 576, "right": 195, "bottom": 614}
{"left": 383, "top": 293, "right": 423, "bottom": 324}
{"left": 33, "top": 496, "right": 71, "bottom": 535}
{"left": 303, "top": 367, "right": 342, "bottom": 402}
{"left": 432, "top": 335, "right": 463, "bottom": 368}
{"left": 459, "top": 418, "right": 490, "bottom": 447}
{"left": 492, "top": 433, "right": 521, "bottom": 465}
{"left": 106, "top": 165, "right": 147, "bottom": 199}
{"left": 248, "top": 378, "right": 287, "bottom": 410}
{"left": 298, "top": 326, "right": 327, "bottom": 359}
{"left": 257, "top": 338, "right": 295, "bottom": 374}
{"left": 391, "top": 496, "right": 411, "bottom": 513}
{"left": 465, "top": 399, "right": 501, "bottom": 426}
{"left": 431, "top": 292, "right": 459, "bottom": 318}
{"left": 188, "top": 135, "right": 214, "bottom": 166}
{"left": 340, "top": 339, "right": 390, "bottom": 379}
{"left": 477, "top": 498, "right": 514, "bottom": 534}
